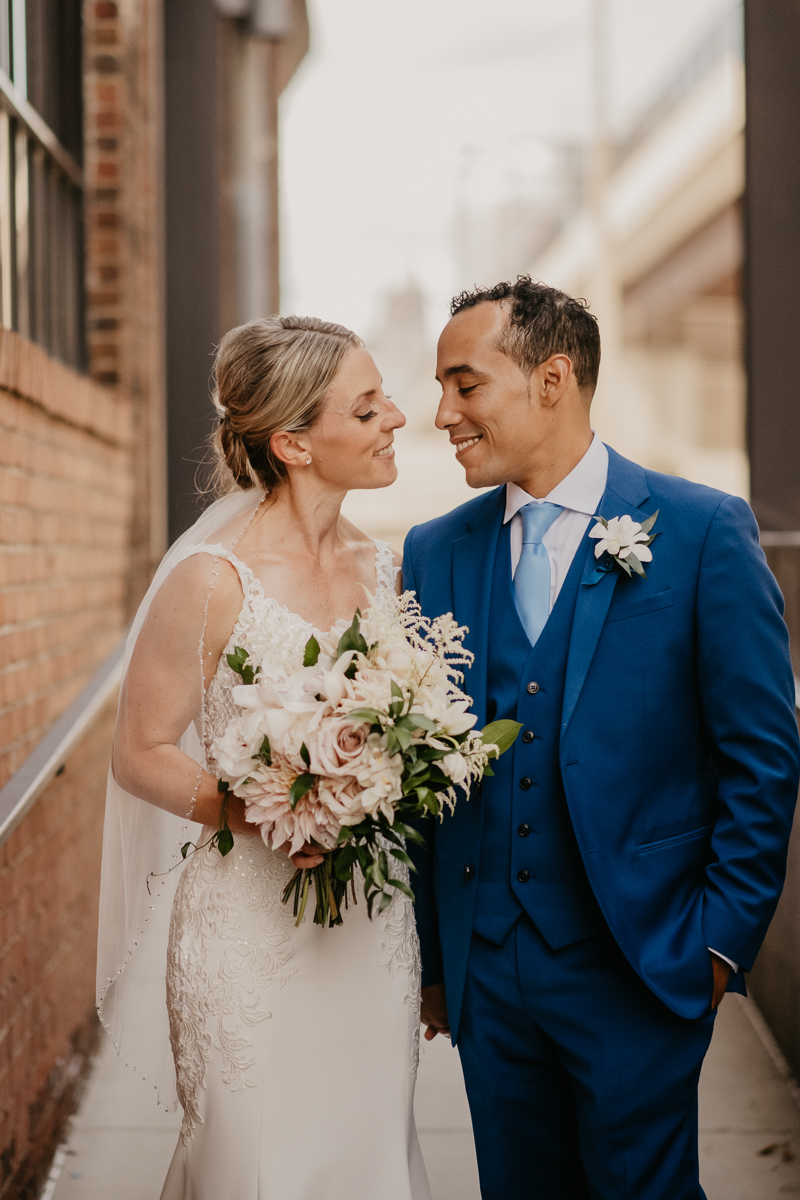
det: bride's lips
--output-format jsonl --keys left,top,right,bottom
{"left": 374, "top": 442, "right": 394, "bottom": 458}
{"left": 452, "top": 434, "right": 482, "bottom": 458}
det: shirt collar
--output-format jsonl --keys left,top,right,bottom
{"left": 503, "top": 433, "right": 609, "bottom": 524}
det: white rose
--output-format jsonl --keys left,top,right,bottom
{"left": 309, "top": 717, "right": 370, "bottom": 777}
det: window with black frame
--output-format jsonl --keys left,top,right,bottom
{"left": 0, "top": 0, "right": 85, "bottom": 369}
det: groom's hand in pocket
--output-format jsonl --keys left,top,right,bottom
{"left": 421, "top": 983, "right": 450, "bottom": 1041}
{"left": 710, "top": 952, "right": 732, "bottom": 1009}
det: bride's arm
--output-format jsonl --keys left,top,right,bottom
{"left": 112, "top": 554, "right": 252, "bottom": 833}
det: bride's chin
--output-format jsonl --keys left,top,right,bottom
{"left": 366, "top": 463, "right": 398, "bottom": 489}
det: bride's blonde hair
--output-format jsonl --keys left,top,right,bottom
{"left": 210, "top": 315, "right": 363, "bottom": 494}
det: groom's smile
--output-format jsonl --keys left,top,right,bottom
{"left": 452, "top": 434, "right": 482, "bottom": 458}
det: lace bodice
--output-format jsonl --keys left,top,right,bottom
{"left": 178, "top": 539, "right": 398, "bottom": 767}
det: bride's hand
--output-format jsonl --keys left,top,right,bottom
{"left": 290, "top": 843, "right": 331, "bottom": 869}
{"left": 223, "top": 794, "right": 254, "bottom": 835}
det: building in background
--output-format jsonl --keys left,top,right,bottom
{"left": 347, "top": 6, "right": 747, "bottom": 552}
{"left": 531, "top": 5, "right": 746, "bottom": 497}
{"left": 0, "top": 3, "right": 306, "bottom": 1196}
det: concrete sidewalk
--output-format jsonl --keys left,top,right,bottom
{"left": 44, "top": 995, "right": 800, "bottom": 1199}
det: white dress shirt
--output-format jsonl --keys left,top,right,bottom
{"left": 504, "top": 433, "right": 738, "bottom": 977}
{"left": 505, "top": 432, "right": 608, "bottom": 601}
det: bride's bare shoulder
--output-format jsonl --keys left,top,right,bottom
{"left": 149, "top": 552, "right": 244, "bottom": 635}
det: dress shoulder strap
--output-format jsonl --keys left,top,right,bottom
{"left": 176, "top": 542, "right": 259, "bottom": 597}
{"left": 373, "top": 539, "right": 399, "bottom": 591}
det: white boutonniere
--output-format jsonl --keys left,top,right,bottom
{"left": 589, "top": 510, "right": 659, "bottom": 578}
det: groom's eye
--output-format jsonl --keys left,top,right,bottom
{"left": 458, "top": 384, "right": 477, "bottom": 395}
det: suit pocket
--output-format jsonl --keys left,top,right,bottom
{"left": 636, "top": 824, "right": 712, "bottom": 854}
{"left": 606, "top": 588, "right": 674, "bottom": 624}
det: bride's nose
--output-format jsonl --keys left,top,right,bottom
{"left": 384, "top": 399, "right": 406, "bottom": 430}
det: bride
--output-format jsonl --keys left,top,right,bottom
{"left": 97, "top": 316, "right": 431, "bottom": 1199}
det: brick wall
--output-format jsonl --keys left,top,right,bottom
{"left": 0, "top": 1, "right": 165, "bottom": 1193}
{"left": 84, "top": 0, "right": 167, "bottom": 604}
{"left": 0, "top": 332, "right": 133, "bottom": 789}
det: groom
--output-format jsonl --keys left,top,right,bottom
{"left": 402, "top": 277, "right": 800, "bottom": 1199}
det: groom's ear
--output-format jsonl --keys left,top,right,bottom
{"left": 536, "top": 354, "right": 573, "bottom": 407}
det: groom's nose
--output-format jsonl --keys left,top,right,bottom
{"left": 435, "top": 388, "right": 459, "bottom": 431}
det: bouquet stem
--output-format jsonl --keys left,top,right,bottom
{"left": 282, "top": 852, "right": 350, "bottom": 928}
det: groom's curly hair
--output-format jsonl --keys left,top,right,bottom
{"left": 450, "top": 276, "right": 601, "bottom": 395}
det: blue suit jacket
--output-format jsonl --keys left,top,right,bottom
{"left": 402, "top": 447, "right": 800, "bottom": 1036}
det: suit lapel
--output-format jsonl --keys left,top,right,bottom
{"left": 561, "top": 448, "right": 651, "bottom": 736}
{"left": 452, "top": 488, "right": 505, "bottom": 729}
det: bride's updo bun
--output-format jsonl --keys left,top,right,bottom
{"left": 211, "top": 315, "right": 362, "bottom": 493}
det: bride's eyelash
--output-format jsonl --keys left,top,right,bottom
{"left": 358, "top": 410, "right": 378, "bottom": 422}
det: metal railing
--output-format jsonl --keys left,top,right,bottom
{"left": 0, "top": 637, "right": 125, "bottom": 849}
{"left": 0, "top": 65, "right": 85, "bottom": 369}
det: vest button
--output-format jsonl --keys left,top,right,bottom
{"left": 518, "top": 823, "right": 531, "bottom": 837}
{"left": 522, "top": 730, "right": 534, "bottom": 743}
{"left": 463, "top": 865, "right": 474, "bottom": 882}
{"left": 517, "top": 868, "right": 531, "bottom": 883}
{"left": 527, "top": 681, "right": 540, "bottom": 694}
{"left": 519, "top": 777, "right": 532, "bottom": 790}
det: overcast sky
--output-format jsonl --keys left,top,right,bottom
{"left": 280, "top": 0, "right": 736, "bottom": 340}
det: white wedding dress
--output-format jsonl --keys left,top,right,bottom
{"left": 158, "top": 539, "right": 430, "bottom": 1200}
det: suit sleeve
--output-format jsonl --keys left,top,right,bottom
{"left": 698, "top": 495, "right": 800, "bottom": 969}
{"left": 402, "top": 525, "right": 444, "bottom": 988}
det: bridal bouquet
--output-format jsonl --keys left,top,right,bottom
{"left": 210, "top": 589, "right": 519, "bottom": 927}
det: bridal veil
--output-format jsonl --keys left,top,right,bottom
{"left": 96, "top": 486, "right": 265, "bottom": 1110}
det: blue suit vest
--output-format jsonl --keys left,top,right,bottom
{"left": 473, "top": 521, "right": 599, "bottom": 948}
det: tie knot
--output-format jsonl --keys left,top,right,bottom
{"left": 519, "top": 502, "right": 563, "bottom": 545}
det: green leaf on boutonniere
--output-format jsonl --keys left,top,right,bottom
{"left": 626, "top": 552, "right": 647, "bottom": 578}
{"left": 300, "top": 742, "right": 310, "bottom": 767}
{"left": 289, "top": 772, "right": 315, "bottom": 809}
{"left": 303, "top": 635, "right": 321, "bottom": 667}
{"left": 639, "top": 508, "right": 659, "bottom": 535}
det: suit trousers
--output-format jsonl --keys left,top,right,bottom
{"left": 457, "top": 916, "right": 716, "bottom": 1199}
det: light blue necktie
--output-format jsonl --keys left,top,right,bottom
{"left": 513, "top": 502, "right": 564, "bottom": 647}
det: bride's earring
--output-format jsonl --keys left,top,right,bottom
{"left": 306, "top": 457, "right": 312, "bottom": 465}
